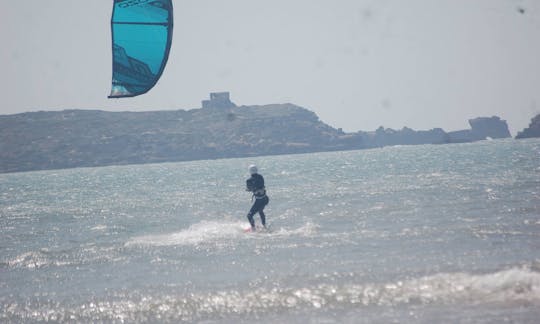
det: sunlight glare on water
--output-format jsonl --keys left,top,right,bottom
{"left": 1, "top": 139, "right": 540, "bottom": 322}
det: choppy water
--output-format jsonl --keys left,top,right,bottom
{"left": 1, "top": 139, "right": 540, "bottom": 323}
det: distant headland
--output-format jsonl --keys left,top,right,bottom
{"left": 0, "top": 92, "right": 527, "bottom": 174}
{"left": 515, "top": 113, "right": 540, "bottom": 139}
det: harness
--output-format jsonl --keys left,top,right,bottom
{"left": 252, "top": 188, "right": 267, "bottom": 200}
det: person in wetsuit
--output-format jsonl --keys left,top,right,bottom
{"left": 245, "top": 164, "right": 269, "bottom": 231}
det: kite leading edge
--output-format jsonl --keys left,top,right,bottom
{"left": 109, "top": 0, "right": 173, "bottom": 98}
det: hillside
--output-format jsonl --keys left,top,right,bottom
{"left": 0, "top": 102, "right": 361, "bottom": 173}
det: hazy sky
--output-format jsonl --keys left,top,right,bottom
{"left": 1, "top": 0, "right": 539, "bottom": 134}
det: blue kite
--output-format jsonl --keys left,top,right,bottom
{"left": 109, "top": 0, "right": 173, "bottom": 98}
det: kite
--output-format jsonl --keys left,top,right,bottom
{"left": 109, "top": 0, "right": 173, "bottom": 98}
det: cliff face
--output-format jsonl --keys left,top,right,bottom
{"left": 516, "top": 114, "right": 540, "bottom": 139}
{"left": 0, "top": 94, "right": 514, "bottom": 173}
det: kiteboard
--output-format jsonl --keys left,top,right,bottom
{"left": 243, "top": 225, "right": 271, "bottom": 234}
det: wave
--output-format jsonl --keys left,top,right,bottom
{"left": 0, "top": 251, "right": 71, "bottom": 269}
{"left": 125, "top": 221, "right": 319, "bottom": 247}
{"left": 2, "top": 221, "right": 319, "bottom": 269}
{"left": 3, "top": 267, "right": 539, "bottom": 322}
{"left": 1, "top": 245, "right": 124, "bottom": 270}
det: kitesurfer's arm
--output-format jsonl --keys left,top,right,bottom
{"left": 246, "top": 178, "right": 254, "bottom": 192}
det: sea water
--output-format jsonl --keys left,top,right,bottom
{"left": 1, "top": 139, "right": 539, "bottom": 323}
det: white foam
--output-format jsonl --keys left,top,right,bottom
{"left": 125, "top": 221, "right": 319, "bottom": 247}
{"left": 91, "top": 224, "right": 107, "bottom": 231}
{"left": 6, "top": 251, "right": 49, "bottom": 269}
{"left": 125, "top": 220, "right": 247, "bottom": 247}
{"left": 271, "top": 222, "right": 319, "bottom": 237}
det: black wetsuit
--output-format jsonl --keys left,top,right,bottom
{"left": 246, "top": 173, "right": 269, "bottom": 229}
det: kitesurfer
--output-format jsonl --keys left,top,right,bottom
{"left": 245, "top": 164, "right": 269, "bottom": 231}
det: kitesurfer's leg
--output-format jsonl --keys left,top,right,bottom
{"left": 247, "top": 202, "right": 258, "bottom": 230}
{"left": 247, "top": 212, "right": 256, "bottom": 229}
{"left": 259, "top": 210, "right": 266, "bottom": 228}
{"left": 261, "top": 196, "right": 269, "bottom": 228}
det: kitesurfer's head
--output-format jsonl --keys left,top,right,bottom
{"left": 248, "top": 164, "right": 258, "bottom": 175}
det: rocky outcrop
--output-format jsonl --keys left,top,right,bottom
{"left": 448, "top": 116, "right": 511, "bottom": 143}
{"left": 355, "top": 127, "right": 449, "bottom": 148}
{"left": 348, "top": 116, "right": 511, "bottom": 148}
{"left": 516, "top": 114, "right": 540, "bottom": 139}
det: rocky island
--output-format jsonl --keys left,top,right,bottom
{"left": 0, "top": 93, "right": 512, "bottom": 173}
{"left": 515, "top": 113, "right": 540, "bottom": 139}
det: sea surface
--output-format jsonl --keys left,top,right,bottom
{"left": 1, "top": 139, "right": 540, "bottom": 323}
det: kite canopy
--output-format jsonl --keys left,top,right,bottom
{"left": 109, "top": 0, "right": 173, "bottom": 98}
